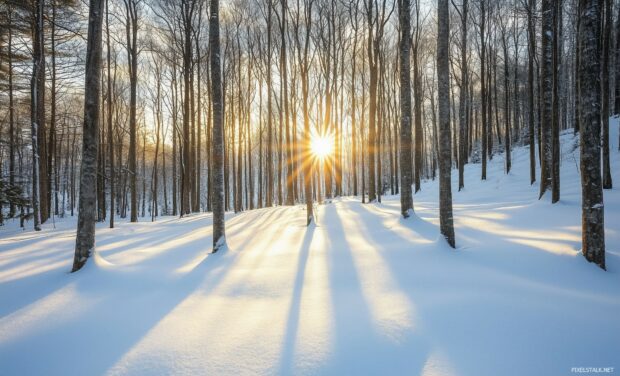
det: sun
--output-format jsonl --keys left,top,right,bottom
{"left": 311, "top": 133, "right": 334, "bottom": 160}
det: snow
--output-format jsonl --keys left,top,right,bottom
{"left": 1, "top": 118, "right": 619, "bottom": 375}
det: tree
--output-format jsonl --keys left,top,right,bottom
{"left": 527, "top": 0, "right": 536, "bottom": 185}
{"left": 539, "top": 0, "right": 553, "bottom": 199}
{"left": 615, "top": 2, "right": 620, "bottom": 116}
{"left": 72, "top": 0, "right": 104, "bottom": 272}
{"left": 578, "top": 0, "right": 605, "bottom": 270}
{"left": 398, "top": 0, "right": 413, "bottom": 217}
{"left": 106, "top": 0, "right": 114, "bottom": 228}
{"left": 30, "top": 0, "right": 46, "bottom": 231}
{"left": 479, "top": 0, "right": 488, "bottom": 181}
{"left": 551, "top": 0, "right": 560, "bottom": 203}
{"left": 601, "top": 0, "right": 612, "bottom": 189}
{"left": 123, "top": 0, "right": 140, "bottom": 222}
{"left": 437, "top": 0, "right": 455, "bottom": 248}
{"left": 210, "top": 0, "right": 226, "bottom": 252}
{"left": 457, "top": 0, "right": 468, "bottom": 189}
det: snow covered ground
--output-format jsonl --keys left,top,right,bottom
{"left": 1, "top": 119, "right": 619, "bottom": 376}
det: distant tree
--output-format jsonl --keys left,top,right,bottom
{"left": 539, "top": 0, "right": 553, "bottom": 200}
{"left": 123, "top": 0, "right": 140, "bottom": 222}
{"left": 527, "top": 0, "right": 536, "bottom": 184}
{"left": 457, "top": 0, "right": 468, "bottom": 189}
{"left": 72, "top": 0, "right": 104, "bottom": 272}
{"left": 106, "top": 0, "right": 114, "bottom": 228}
{"left": 478, "top": 0, "right": 488, "bottom": 181}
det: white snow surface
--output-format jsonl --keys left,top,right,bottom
{"left": 1, "top": 119, "right": 620, "bottom": 375}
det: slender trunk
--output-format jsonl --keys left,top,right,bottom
{"left": 399, "top": 0, "right": 413, "bottom": 217}
{"left": 458, "top": 0, "right": 468, "bottom": 190}
{"left": 528, "top": 0, "right": 536, "bottom": 184}
{"left": 210, "top": 0, "right": 226, "bottom": 251}
{"left": 106, "top": 0, "right": 115, "bottom": 228}
{"left": 539, "top": 0, "right": 554, "bottom": 199}
{"left": 601, "top": 0, "right": 612, "bottom": 189}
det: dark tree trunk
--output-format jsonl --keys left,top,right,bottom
{"left": 437, "top": 0, "right": 455, "bottom": 248}
{"left": 31, "top": 0, "right": 46, "bottom": 231}
{"left": 539, "top": 0, "right": 553, "bottom": 199}
{"left": 551, "top": 0, "right": 560, "bottom": 203}
{"left": 73, "top": 0, "right": 104, "bottom": 272}
{"left": 124, "top": 0, "right": 139, "bottom": 222}
{"left": 601, "top": 0, "right": 612, "bottom": 189}
{"left": 578, "top": 0, "right": 605, "bottom": 270}
{"left": 528, "top": 0, "right": 536, "bottom": 184}
{"left": 106, "top": 0, "right": 114, "bottom": 228}
{"left": 479, "top": 0, "right": 487, "bottom": 180}
{"left": 399, "top": 0, "right": 413, "bottom": 217}
{"left": 458, "top": 0, "right": 468, "bottom": 190}
{"left": 210, "top": 0, "right": 226, "bottom": 252}
{"left": 8, "top": 6, "right": 16, "bottom": 217}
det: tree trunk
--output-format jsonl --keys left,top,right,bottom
{"left": 539, "top": 0, "right": 553, "bottom": 199}
{"left": 528, "top": 0, "right": 536, "bottom": 184}
{"left": 124, "top": 0, "right": 139, "bottom": 222}
{"left": 578, "top": 0, "right": 605, "bottom": 270}
{"left": 437, "top": 0, "right": 455, "bottom": 248}
{"left": 73, "top": 0, "right": 104, "bottom": 272}
{"left": 30, "top": 0, "right": 46, "bottom": 231}
{"left": 601, "top": 0, "right": 612, "bottom": 189}
{"left": 106, "top": 0, "right": 115, "bottom": 228}
{"left": 458, "top": 0, "right": 468, "bottom": 190}
{"left": 210, "top": 0, "right": 226, "bottom": 252}
{"left": 8, "top": 5, "right": 16, "bottom": 218}
{"left": 399, "top": 0, "right": 413, "bottom": 217}
{"left": 480, "top": 0, "right": 487, "bottom": 180}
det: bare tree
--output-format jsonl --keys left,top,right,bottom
{"left": 123, "top": 0, "right": 140, "bottom": 222}
{"left": 578, "top": 0, "right": 605, "bottom": 270}
{"left": 437, "top": 0, "right": 455, "bottom": 248}
{"left": 539, "top": 0, "right": 553, "bottom": 199}
{"left": 601, "top": 0, "right": 612, "bottom": 189}
{"left": 398, "top": 0, "right": 413, "bottom": 217}
{"left": 210, "top": 0, "right": 226, "bottom": 251}
{"left": 72, "top": 0, "right": 104, "bottom": 272}
{"left": 457, "top": 0, "right": 468, "bottom": 189}
{"left": 30, "top": 0, "right": 46, "bottom": 231}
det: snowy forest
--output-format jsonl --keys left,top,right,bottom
{"left": 1, "top": 0, "right": 619, "bottom": 374}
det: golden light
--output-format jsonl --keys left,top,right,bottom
{"left": 310, "top": 133, "right": 334, "bottom": 160}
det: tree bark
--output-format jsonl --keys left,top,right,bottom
{"left": 399, "top": 0, "right": 413, "bottom": 217}
{"left": 458, "top": 0, "right": 468, "bottom": 190}
{"left": 601, "top": 0, "right": 612, "bottom": 189}
{"left": 578, "top": 0, "right": 605, "bottom": 270}
{"left": 73, "top": 0, "right": 104, "bottom": 272}
{"left": 437, "top": 0, "right": 455, "bottom": 248}
{"left": 539, "top": 0, "right": 553, "bottom": 199}
{"left": 210, "top": 0, "right": 226, "bottom": 251}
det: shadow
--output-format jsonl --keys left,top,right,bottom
{"left": 315, "top": 203, "right": 430, "bottom": 375}
{"left": 0, "top": 238, "right": 242, "bottom": 376}
{"left": 277, "top": 223, "right": 314, "bottom": 375}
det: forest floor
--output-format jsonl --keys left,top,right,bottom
{"left": 1, "top": 119, "right": 620, "bottom": 376}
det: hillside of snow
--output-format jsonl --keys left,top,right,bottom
{"left": 1, "top": 119, "right": 619, "bottom": 376}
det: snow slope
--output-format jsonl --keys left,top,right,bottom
{"left": 1, "top": 119, "right": 619, "bottom": 376}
